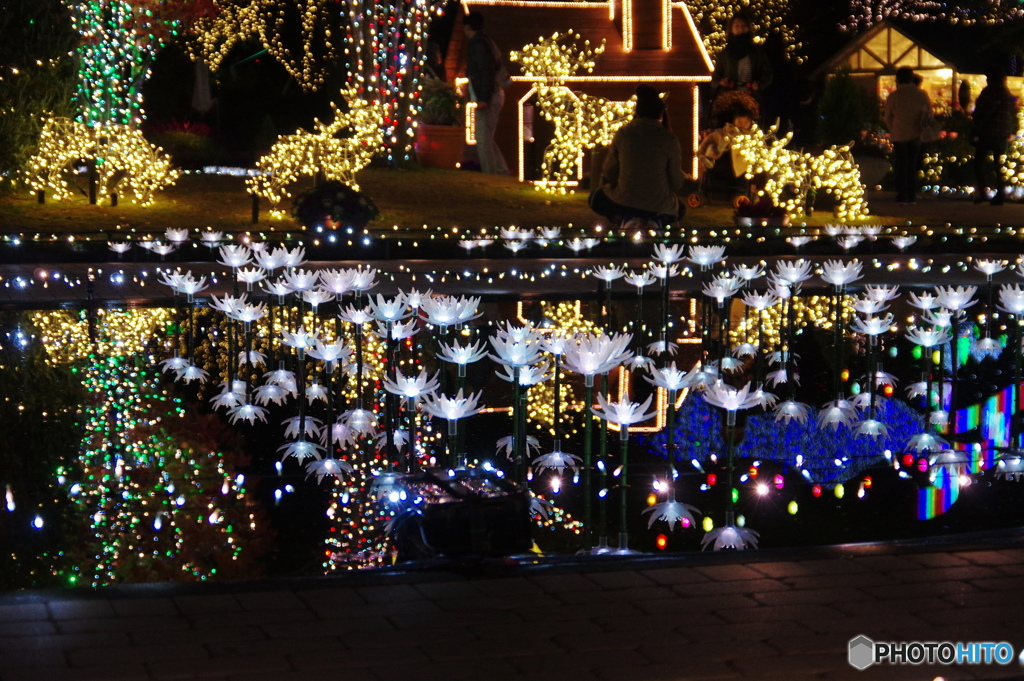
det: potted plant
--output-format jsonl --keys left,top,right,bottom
{"left": 734, "top": 196, "right": 789, "bottom": 227}
{"left": 416, "top": 78, "right": 465, "bottom": 169}
{"left": 292, "top": 180, "right": 379, "bottom": 230}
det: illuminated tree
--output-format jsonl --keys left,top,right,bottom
{"left": 840, "top": 0, "right": 1024, "bottom": 32}
{"left": 59, "top": 355, "right": 268, "bottom": 586}
{"left": 684, "top": 0, "right": 801, "bottom": 61}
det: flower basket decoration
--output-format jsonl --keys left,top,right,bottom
{"left": 734, "top": 197, "right": 789, "bottom": 228}
{"left": 292, "top": 180, "right": 380, "bottom": 230}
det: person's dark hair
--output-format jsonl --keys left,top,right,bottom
{"left": 985, "top": 64, "right": 1007, "bottom": 82}
{"left": 634, "top": 84, "right": 664, "bottom": 119}
{"left": 464, "top": 12, "right": 484, "bottom": 31}
{"left": 895, "top": 67, "right": 915, "bottom": 84}
{"left": 730, "top": 105, "right": 754, "bottom": 122}
{"left": 727, "top": 11, "right": 754, "bottom": 33}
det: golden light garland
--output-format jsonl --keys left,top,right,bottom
{"left": 511, "top": 32, "right": 635, "bottom": 194}
{"left": 23, "top": 118, "right": 179, "bottom": 206}
{"left": 30, "top": 309, "right": 173, "bottom": 365}
{"left": 247, "top": 88, "right": 386, "bottom": 216}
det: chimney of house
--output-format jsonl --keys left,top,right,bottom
{"left": 627, "top": 0, "right": 666, "bottom": 50}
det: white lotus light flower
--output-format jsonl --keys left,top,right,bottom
{"left": 859, "top": 224, "right": 882, "bottom": 240}
{"left": 820, "top": 259, "right": 863, "bottom": 288}
{"left": 773, "top": 259, "right": 813, "bottom": 286}
{"left": 339, "top": 304, "right": 373, "bottom": 326}
{"left": 566, "top": 238, "right": 587, "bottom": 253}
{"left": 646, "top": 362, "right": 694, "bottom": 392}
{"left": 854, "top": 419, "right": 888, "bottom": 438}
{"left": 157, "top": 270, "right": 185, "bottom": 291}
{"left": 625, "top": 352, "right": 654, "bottom": 371}
{"left": 210, "top": 386, "right": 244, "bottom": 410}
{"left": 733, "top": 263, "right": 765, "bottom": 281}
{"left": 703, "top": 381, "right": 761, "bottom": 412}
{"left": 108, "top": 241, "right": 132, "bottom": 254}
{"left": 138, "top": 239, "right": 157, "bottom": 251}
{"left": 538, "top": 226, "right": 562, "bottom": 242}
{"left": 254, "top": 383, "right": 292, "bottom": 406}
{"left": 242, "top": 345, "right": 267, "bottom": 370}
{"left": 153, "top": 241, "right": 179, "bottom": 257}
{"left": 374, "top": 427, "right": 407, "bottom": 452}
{"left": 892, "top": 235, "right": 917, "bottom": 250}
{"left": 774, "top": 400, "right": 809, "bottom": 424}
{"left": 906, "top": 327, "right": 951, "bottom": 347}
{"left": 326, "top": 420, "right": 359, "bottom": 448}
{"left": 562, "top": 332, "right": 632, "bottom": 379}
{"left": 159, "top": 355, "right": 190, "bottom": 374}
{"left": 177, "top": 362, "right": 208, "bottom": 383}
{"left": 766, "top": 367, "right": 798, "bottom": 386}
{"left": 624, "top": 270, "right": 656, "bottom": 290}
{"left": 280, "top": 246, "right": 306, "bottom": 269}
{"left": 742, "top": 290, "right": 779, "bottom": 310}
{"left": 283, "top": 415, "right": 323, "bottom": 439}
{"left": 497, "top": 434, "right": 540, "bottom": 457}
{"left": 702, "top": 523, "right": 759, "bottom": 551}
{"left": 350, "top": 267, "right": 378, "bottom": 292}
{"left": 646, "top": 340, "right": 678, "bottom": 356}
{"left": 458, "top": 240, "right": 478, "bottom": 252}
{"left": 533, "top": 448, "right": 582, "bottom": 474}
{"left": 643, "top": 499, "right": 701, "bottom": 530}
{"left": 836, "top": 235, "right": 863, "bottom": 251}
{"left": 850, "top": 392, "right": 879, "bottom": 410}
{"left": 489, "top": 334, "right": 544, "bottom": 369}
{"left": 1017, "top": 261, "right": 1024, "bottom": 278}
{"left": 864, "top": 284, "right": 900, "bottom": 304}
{"left": 649, "top": 262, "right": 679, "bottom": 280}
{"left": 305, "top": 381, "right": 328, "bottom": 403}
{"left": 281, "top": 268, "right": 317, "bottom": 293}
{"left": 688, "top": 245, "right": 727, "bottom": 268}
{"left": 592, "top": 265, "right": 625, "bottom": 283}
{"left": 528, "top": 492, "right": 553, "bottom": 520}
{"left": 302, "top": 288, "right": 335, "bottom": 309}
{"left": 264, "top": 367, "right": 297, "bottom": 392}
{"left": 583, "top": 238, "right": 600, "bottom": 249}
{"left": 928, "top": 449, "right": 971, "bottom": 481}
{"left": 497, "top": 362, "right": 551, "bottom": 385}
{"left": 976, "top": 337, "right": 1002, "bottom": 352}
{"left": 307, "top": 340, "right": 351, "bottom": 368}
{"left": 653, "top": 243, "right": 686, "bottom": 264}
{"left": 165, "top": 228, "right": 189, "bottom": 243}
{"left": 752, "top": 387, "right": 778, "bottom": 408}
{"left": 278, "top": 439, "right": 325, "bottom": 462}
{"left": 500, "top": 227, "right": 533, "bottom": 241}
{"left": 281, "top": 327, "right": 318, "bottom": 351}
{"left": 343, "top": 408, "right": 378, "bottom": 434}
{"left": 905, "top": 380, "right": 927, "bottom": 399}
{"left": 908, "top": 291, "right": 939, "bottom": 310}
{"left": 369, "top": 293, "right": 408, "bottom": 322}
{"left": 474, "top": 238, "right": 494, "bottom": 248}
{"left": 688, "top": 361, "right": 720, "bottom": 389}
{"left": 732, "top": 342, "right": 758, "bottom": 358}
{"left": 236, "top": 267, "right": 266, "bottom": 290}
{"left": 212, "top": 293, "right": 249, "bottom": 317}
{"left": 999, "top": 284, "right": 1024, "bottom": 315}
{"left": 218, "top": 245, "right": 251, "bottom": 269}
{"left": 438, "top": 339, "right": 488, "bottom": 367}
{"left": 319, "top": 269, "right": 356, "bottom": 296}
{"left": 420, "top": 388, "right": 484, "bottom": 421}
{"left": 383, "top": 369, "right": 440, "bottom": 398}
{"left": 906, "top": 432, "right": 949, "bottom": 453}
{"left": 262, "top": 280, "right": 292, "bottom": 301}
{"left": 823, "top": 224, "right": 844, "bottom": 237}
{"left": 935, "top": 285, "right": 978, "bottom": 311}
{"left": 924, "top": 309, "right": 955, "bottom": 328}
{"left": 974, "top": 258, "right": 1007, "bottom": 277}
{"left": 592, "top": 393, "right": 658, "bottom": 428}
{"left": 253, "top": 246, "right": 288, "bottom": 271}
{"left": 767, "top": 350, "right": 798, "bottom": 366}
{"left": 504, "top": 239, "right": 527, "bottom": 253}
{"left": 402, "top": 288, "right": 432, "bottom": 310}
{"left": 994, "top": 453, "right": 1024, "bottom": 481}
{"left": 852, "top": 314, "right": 894, "bottom": 336}
{"left": 703, "top": 275, "right": 743, "bottom": 304}
{"left": 199, "top": 231, "right": 223, "bottom": 246}
{"left": 420, "top": 295, "right": 482, "bottom": 327}
{"left": 227, "top": 403, "right": 268, "bottom": 425}
{"left": 306, "top": 458, "right": 354, "bottom": 483}
{"left": 818, "top": 399, "right": 857, "bottom": 430}
{"left": 786, "top": 235, "right": 814, "bottom": 248}
{"left": 234, "top": 303, "right": 268, "bottom": 326}
{"left": 719, "top": 356, "right": 743, "bottom": 374}
{"left": 376, "top": 318, "right": 419, "bottom": 341}
{"left": 930, "top": 410, "right": 949, "bottom": 426}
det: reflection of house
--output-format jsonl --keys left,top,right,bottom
{"left": 819, "top": 19, "right": 1024, "bottom": 111}
{"left": 446, "top": 0, "right": 713, "bottom": 181}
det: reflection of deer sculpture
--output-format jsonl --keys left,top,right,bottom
{"left": 248, "top": 88, "right": 385, "bottom": 216}
{"left": 511, "top": 33, "right": 634, "bottom": 194}
{"left": 730, "top": 125, "right": 868, "bottom": 221}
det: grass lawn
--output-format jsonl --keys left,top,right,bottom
{"left": 0, "top": 166, "right": 889, "bottom": 238}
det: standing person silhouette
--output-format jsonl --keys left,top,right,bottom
{"left": 884, "top": 66, "right": 933, "bottom": 204}
{"left": 464, "top": 12, "right": 510, "bottom": 175}
{"left": 711, "top": 11, "right": 772, "bottom": 123}
{"left": 971, "top": 65, "right": 1019, "bottom": 206}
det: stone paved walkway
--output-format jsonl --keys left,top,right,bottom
{"left": 2, "top": 530, "right": 1023, "bottom": 681}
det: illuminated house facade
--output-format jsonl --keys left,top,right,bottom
{"left": 819, "top": 19, "right": 1024, "bottom": 112}
{"left": 446, "top": 0, "right": 714, "bottom": 182}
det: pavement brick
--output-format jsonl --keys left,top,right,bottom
{"left": 390, "top": 607, "right": 524, "bottom": 630}
{"left": 831, "top": 597, "right": 963, "bottom": 618}
{"left": 638, "top": 567, "right": 712, "bottom": 586}
{"left": 436, "top": 593, "right": 560, "bottom": 612}
{"left": 110, "top": 597, "right": 179, "bottom": 617}
{"left": 148, "top": 653, "right": 294, "bottom": 679}
{"left": 510, "top": 648, "right": 652, "bottom": 675}
{"left": 639, "top": 640, "right": 778, "bottom": 664}
{"left": 233, "top": 591, "right": 308, "bottom": 612}
{"left": 130, "top": 625, "right": 265, "bottom": 647}
{"left": 903, "top": 552, "right": 973, "bottom": 567}
{"left": 262, "top": 617, "right": 394, "bottom": 639}
{"left": 48, "top": 600, "right": 116, "bottom": 620}
{"left": 188, "top": 609, "right": 315, "bottom": 630}
{"left": 860, "top": 579, "right": 979, "bottom": 601}
{"left": 888, "top": 565, "right": 1004, "bottom": 583}
{"left": 529, "top": 573, "right": 605, "bottom": 593}
{"left": 671, "top": 578, "right": 790, "bottom": 596}
{"left": 715, "top": 604, "right": 847, "bottom": 624}
{"left": 973, "top": 576, "right": 1024, "bottom": 592}
{"left": 0, "top": 602, "right": 48, "bottom": 622}
{"left": 692, "top": 564, "right": 768, "bottom": 582}
{"left": 731, "top": 652, "right": 850, "bottom": 676}
{"left": 0, "top": 619, "right": 57, "bottom": 637}
{"left": 584, "top": 571, "right": 657, "bottom": 589}
{"left": 427, "top": 635, "right": 563, "bottom": 660}
{"left": 598, "top": 660, "right": 739, "bottom": 681}
{"left": 293, "top": 588, "right": 367, "bottom": 609}
{"left": 554, "top": 629, "right": 684, "bottom": 652}
{"left": 635, "top": 593, "right": 760, "bottom": 615}
{"left": 312, "top": 599, "right": 442, "bottom": 620}
{"left": 1, "top": 664, "right": 151, "bottom": 681}
{"left": 344, "top": 625, "right": 473, "bottom": 649}
{"left": 596, "top": 612, "right": 724, "bottom": 634}
{"left": 56, "top": 614, "right": 190, "bottom": 635}
{"left": 763, "top": 632, "right": 848, "bottom": 655}
{"left": 559, "top": 585, "right": 675, "bottom": 605}
{"left": 752, "top": 587, "right": 873, "bottom": 606}
{"left": 956, "top": 549, "right": 1024, "bottom": 566}
{"left": 752, "top": 558, "right": 869, "bottom": 579}
{"left": 0, "top": 630, "right": 128, "bottom": 653}
{"left": 412, "top": 579, "right": 480, "bottom": 600}
{"left": 472, "top": 576, "right": 547, "bottom": 596}
{"left": 355, "top": 583, "right": 423, "bottom": 604}
{"left": 802, "top": 612, "right": 931, "bottom": 636}
{"left": 0, "top": 647, "right": 69, "bottom": 669}
{"left": 290, "top": 644, "right": 429, "bottom": 670}
{"left": 468, "top": 618, "right": 603, "bottom": 640}
{"left": 233, "top": 672, "right": 374, "bottom": 681}
{"left": 368, "top": 658, "right": 523, "bottom": 681}
{"left": 849, "top": 555, "right": 931, "bottom": 573}
{"left": 518, "top": 601, "right": 643, "bottom": 623}
{"left": 694, "top": 621, "right": 816, "bottom": 644}
{"left": 68, "top": 641, "right": 210, "bottom": 668}
{"left": 174, "top": 594, "right": 242, "bottom": 615}
{"left": 781, "top": 572, "right": 898, "bottom": 590}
